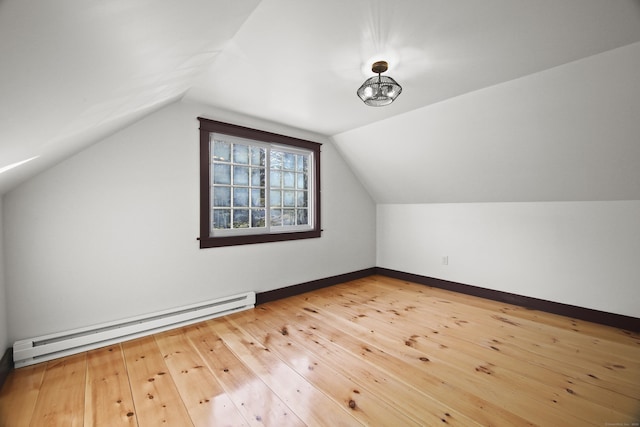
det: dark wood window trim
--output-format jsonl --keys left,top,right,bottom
{"left": 198, "top": 117, "right": 321, "bottom": 248}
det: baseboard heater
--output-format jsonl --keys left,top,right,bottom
{"left": 13, "top": 291, "right": 256, "bottom": 368}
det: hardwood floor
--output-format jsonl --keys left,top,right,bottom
{"left": 1, "top": 275, "right": 638, "bottom": 426}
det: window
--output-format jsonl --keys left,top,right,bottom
{"left": 198, "top": 118, "right": 321, "bottom": 248}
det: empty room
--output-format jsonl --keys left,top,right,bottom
{"left": 1, "top": 0, "right": 639, "bottom": 425}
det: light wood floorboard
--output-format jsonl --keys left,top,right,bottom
{"left": 0, "top": 275, "right": 638, "bottom": 426}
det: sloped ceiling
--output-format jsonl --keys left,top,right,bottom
{"left": 2, "top": 0, "right": 640, "bottom": 199}
{"left": 334, "top": 41, "right": 640, "bottom": 203}
{"left": 0, "top": 0, "right": 261, "bottom": 194}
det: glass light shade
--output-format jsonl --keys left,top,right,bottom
{"left": 357, "top": 74, "right": 402, "bottom": 106}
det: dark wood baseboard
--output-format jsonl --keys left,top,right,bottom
{"left": 375, "top": 267, "right": 640, "bottom": 332}
{"left": 253, "top": 266, "right": 639, "bottom": 332}
{"left": 256, "top": 268, "right": 376, "bottom": 305}
{"left": 0, "top": 348, "right": 13, "bottom": 390}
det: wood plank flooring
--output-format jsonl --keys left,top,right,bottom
{"left": 1, "top": 275, "right": 639, "bottom": 426}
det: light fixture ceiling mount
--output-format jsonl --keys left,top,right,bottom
{"left": 357, "top": 60, "right": 402, "bottom": 107}
{"left": 371, "top": 60, "right": 389, "bottom": 74}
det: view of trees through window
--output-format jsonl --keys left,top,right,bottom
{"left": 210, "top": 136, "right": 311, "bottom": 232}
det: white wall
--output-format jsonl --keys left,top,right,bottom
{"left": 0, "top": 196, "right": 8, "bottom": 351}
{"left": 378, "top": 201, "right": 640, "bottom": 318}
{"left": 3, "top": 100, "right": 376, "bottom": 342}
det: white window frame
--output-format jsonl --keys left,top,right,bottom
{"left": 209, "top": 134, "right": 315, "bottom": 237}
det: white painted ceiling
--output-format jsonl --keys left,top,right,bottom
{"left": 2, "top": 0, "right": 640, "bottom": 197}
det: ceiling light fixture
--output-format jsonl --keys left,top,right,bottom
{"left": 357, "top": 60, "right": 402, "bottom": 106}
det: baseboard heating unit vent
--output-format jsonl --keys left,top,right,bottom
{"left": 13, "top": 291, "right": 256, "bottom": 368}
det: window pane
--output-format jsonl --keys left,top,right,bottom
{"left": 283, "top": 171, "right": 295, "bottom": 188}
{"left": 296, "top": 191, "right": 307, "bottom": 207}
{"left": 270, "top": 151, "right": 283, "bottom": 170}
{"left": 213, "top": 141, "right": 231, "bottom": 162}
{"left": 233, "top": 144, "right": 249, "bottom": 164}
{"left": 270, "top": 190, "right": 281, "bottom": 207}
{"left": 213, "top": 186, "right": 231, "bottom": 207}
{"left": 283, "top": 191, "right": 295, "bottom": 207}
{"left": 296, "top": 173, "right": 307, "bottom": 189}
{"left": 296, "top": 154, "right": 306, "bottom": 171}
{"left": 270, "top": 170, "right": 281, "bottom": 188}
{"left": 233, "top": 188, "right": 249, "bottom": 207}
{"left": 251, "top": 147, "right": 265, "bottom": 166}
{"left": 213, "top": 164, "right": 231, "bottom": 184}
{"left": 251, "top": 188, "right": 265, "bottom": 207}
{"left": 297, "top": 209, "right": 308, "bottom": 225}
{"left": 251, "top": 209, "right": 265, "bottom": 227}
{"left": 233, "top": 209, "right": 250, "bottom": 228}
{"left": 283, "top": 153, "right": 295, "bottom": 170}
{"left": 270, "top": 209, "right": 282, "bottom": 226}
{"left": 282, "top": 209, "right": 295, "bottom": 225}
{"left": 213, "top": 209, "right": 231, "bottom": 229}
{"left": 251, "top": 167, "right": 265, "bottom": 187}
{"left": 233, "top": 166, "right": 249, "bottom": 185}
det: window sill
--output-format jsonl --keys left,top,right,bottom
{"left": 199, "top": 229, "right": 322, "bottom": 248}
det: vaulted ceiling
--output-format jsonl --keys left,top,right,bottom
{"left": 2, "top": 0, "right": 640, "bottom": 198}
